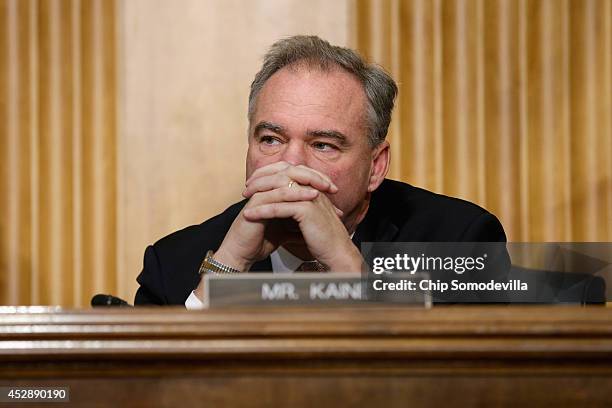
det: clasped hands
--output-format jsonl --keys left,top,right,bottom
{"left": 214, "top": 161, "right": 364, "bottom": 273}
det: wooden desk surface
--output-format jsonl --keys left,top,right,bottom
{"left": 1, "top": 306, "right": 611, "bottom": 407}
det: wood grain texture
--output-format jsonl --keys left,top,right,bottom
{"left": 2, "top": 306, "right": 612, "bottom": 359}
{"left": 0, "top": 306, "right": 611, "bottom": 407}
{"left": 0, "top": 0, "right": 117, "bottom": 307}
{"left": 1, "top": 0, "right": 610, "bottom": 309}
{"left": 355, "top": 0, "right": 612, "bottom": 242}
{"left": 0, "top": 0, "right": 350, "bottom": 307}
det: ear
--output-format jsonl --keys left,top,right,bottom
{"left": 367, "top": 141, "right": 390, "bottom": 192}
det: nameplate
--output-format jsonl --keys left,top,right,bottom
{"left": 203, "top": 273, "right": 430, "bottom": 308}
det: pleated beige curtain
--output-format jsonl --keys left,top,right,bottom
{"left": 0, "top": 0, "right": 116, "bottom": 306}
{"left": 352, "top": 0, "right": 611, "bottom": 242}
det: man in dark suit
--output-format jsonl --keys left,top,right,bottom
{"left": 135, "top": 36, "right": 507, "bottom": 307}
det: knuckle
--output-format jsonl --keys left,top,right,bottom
{"left": 249, "top": 178, "right": 261, "bottom": 189}
{"left": 249, "top": 191, "right": 264, "bottom": 203}
{"left": 305, "top": 186, "right": 317, "bottom": 196}
{"left": 280, "top": 187, "right": 291, "bottom": 200}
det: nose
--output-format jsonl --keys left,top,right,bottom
{"left": 281, "top": 141, "right": 306, "bottom": 166}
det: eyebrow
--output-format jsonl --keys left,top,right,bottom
{"left": 308, "top": 129, "right": 349, "bottom": 146}
{"left": 254, "top": 121, "right": 286, "bottom": 136}
{"left": 253, "top": 121, "right": 349, "bottom": 146}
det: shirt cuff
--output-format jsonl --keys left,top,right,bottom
{"left": 185, "top": 290, "right": 205, "bottom": 310}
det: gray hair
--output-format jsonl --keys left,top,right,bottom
{"left": 248, "top": 35, "right": 398, "bottom": 147}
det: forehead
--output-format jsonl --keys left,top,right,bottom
{"left": 252, "top": 65, "right": 367, "bottom": 136}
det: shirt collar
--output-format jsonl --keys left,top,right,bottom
{"left": 269, "top": 233, "right": 355, "bottom": 273}
{"left": 270, "top": 246, "right": 303, "bottom": 273}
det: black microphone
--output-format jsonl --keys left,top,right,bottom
{"left": 91, "top": 294, "right": 132, "bottom": 307}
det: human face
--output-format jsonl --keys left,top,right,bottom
{"left": 246, "top": 65, "right": 389, "bottom": 230}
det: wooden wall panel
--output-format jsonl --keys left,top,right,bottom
{"left": 2, "top": 0, "right": 610, "bottom": 306}
{"left": 0, "top": 0, "right": 116, "bottom": 306}
{"left": 1, "top": 0, "right": 350, "bottom": 306}
{"left": 355, "top": 0, "right": 611, "bottom": 242}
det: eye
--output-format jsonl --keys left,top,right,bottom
{"left": 260, "top": 135, "right": 281, "bottom": 145}
{"left": 312, "top": 141, "right": 337, "bottom": 151}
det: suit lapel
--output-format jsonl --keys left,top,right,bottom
{"left": 353, "top": 204, "right": 399, "bottom": 244}
{"left": 352, "top": 190, "right": 399, "bottom": 260}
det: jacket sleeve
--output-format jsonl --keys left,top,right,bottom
{"left": 459, "top": 212, "right": 508, "bottom": 242}
{"left": 460, "top": 212, "right": 512, "bottom": 297}
{"left": 134, "top": 245, "right": 167, "bottom": 305}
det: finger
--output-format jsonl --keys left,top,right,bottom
{"left": 294, "top": 165, "right": 336, "bottom": 188}
{"left": 286, "top": 166, "right": 338, "bottom": 193}
{"left": 246, "top": 185, "right": 319, "bottom": 207}
{"left": 243, "top": 173, "right": 290, "bottom": 198}
{"left": 243, "top": 202, "right": 307, "bottom": 221}
{"left": 244, "top": 167, "right": 337, "bottom": 198}
{"left": 246, "top": 163, "right": 338, "bottom": 193}
{"left": 243, "top": 201, "right": 344, "bottom": 220}
{"left": 245, "top": 161, "right": 290, "bottom": 185}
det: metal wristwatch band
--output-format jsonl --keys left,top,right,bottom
{"left": 198, "top": 250, "right": 241, "bottom": 275}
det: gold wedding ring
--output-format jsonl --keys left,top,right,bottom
{"left": 288, "top": 180, "right": 296, "bottom": 189}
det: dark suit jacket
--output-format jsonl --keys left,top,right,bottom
{"left": 135, "top": 179, "right": 508, "bottom": 305}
